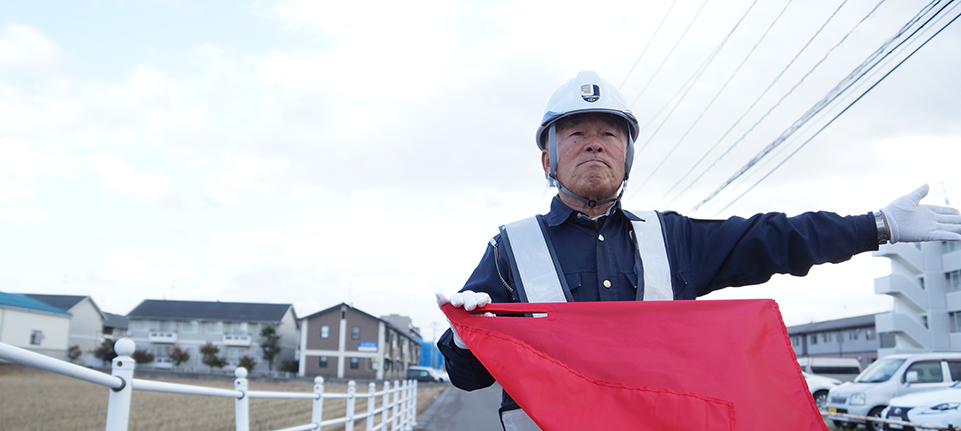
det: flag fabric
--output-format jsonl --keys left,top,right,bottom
{"left": 442, "top": 299, "right": 826, "bottom": 431}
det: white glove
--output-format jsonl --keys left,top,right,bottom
{"left": 435, "top": 291, "right": 491, "bottom": 350}
{"left": 880, "top": 184, "right": 961, "bottom": 244}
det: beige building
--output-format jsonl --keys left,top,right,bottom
{"left": 299, "top": 303, "right": 420, "bottom": 380}
{"left": 22, "top": 294, "right": 111, "bottom": 366}
{"left": 0, "top": 292, "right": 72, "bottom": 360}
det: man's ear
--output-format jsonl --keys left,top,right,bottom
{"left": 541, "top": 149, "right": 550, "bottom": 175}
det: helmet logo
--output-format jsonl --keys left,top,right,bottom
{"left": 580, "top": 84, "right": 600, "bottom": 102}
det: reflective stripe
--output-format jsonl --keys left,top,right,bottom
{"left": 631, "top": 211, "right": 673, "bottom": 301}
{"left": 498, "top": 211, "right": 673, "bottom": 431}
{"left": 501, "top": 408, "right": 542, "bottom": 431}
{"left": 501, "top": 212, "right": 674, "bottom": 303}
{"left": 502, "top": 217, "right": 567, "bottom": 303}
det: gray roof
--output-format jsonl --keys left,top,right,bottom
{"left": 0, "top": 292, "right": 71, "bottom": 316}
{"left": 127, "top": 299, "right": 294, "bottom": 322}
{"left": 104, "top": 312, "right": 128, "bottom": 329}
{"left": 21, "top": 294, "right": 88, "bottom": 312}
{"left": 786, "top": 313, "right": 879, "bottom": 335}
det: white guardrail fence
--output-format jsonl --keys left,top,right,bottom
{"left": 819, "top": 410, "right": 959, "bottom": 430}
{"left": 0, "top": 338, "right": 419, "bottom": 431}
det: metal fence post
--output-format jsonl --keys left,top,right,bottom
{"left": 234, "top": 367, "right": 250, "bottom": 431}
{"left": 345, "top": 381, "right": 356, "bottom": 431}
{"left": 411, "top": 380, "right": 418, "bottom": 428}
{"left": 312, "top": 377, "right": 324, "bottom": 427}
{"left": 392, "top": 380, "right": 400, "bottom": 431}
{"left": 367, "top": 382, "right": 376, "bottom": 431}
{"left": 105, "top": 338, "right": 136, "bottom": 431}
{"left": 382, "top": 381, "right": 391, "bottom": 429}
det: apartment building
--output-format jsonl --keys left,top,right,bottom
{"left": 126, "top": 299, "right": 299, "bottom": 374}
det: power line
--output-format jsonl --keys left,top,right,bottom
{"left": 696, "top": 0, "right": 957, "bottom": 215}
{"left": 713, "top": 0, "right": 961, "bottom": 216}
{"left": 633, "top": 0, "right": 793, "bottom": 194}
{"left": 620, "top": 0, "right": 680, "bottom": 89}
{"left": 634, "top": 0, "right": 761, "bottom": 158}
{"left": 655, "top": 0, "right": 853, "bottom": 209}
{"left": 628, "top": 0, "right": 712, "bottom": 110}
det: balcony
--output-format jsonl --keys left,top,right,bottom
{"left": 148, "top": 332, "right": 177, "bottom": 343}
{"left": 223, "top": 334, "right": 251, "bottom": 347}
{"left": 875, "top": 273, "right": 927, "bottom": 310}
{"left": 873, "top": 243, "right": 923, "bottom": 273}
{"left": 875, "top": 312, "right": 929, "bottom": 350}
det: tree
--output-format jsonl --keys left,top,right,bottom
{"left": 200, "top": 341, "right": 227, "bottom": 372}
{"left": 132, "top": 349, "right": 155, "bottom": 364}
{"left": 67, "top": 345, "right": 82, "bottom": 363}
{"left": 93, "top": 339, "right": 118, "bottom": 365}
{"left": 170, "top": 345, "right": 191, "bottom": 369}
{"left": 260, "top": 324, "right": 281, "bottom": 371}
{"left": 238, "top": 355, "right": 256, "bottom": 372}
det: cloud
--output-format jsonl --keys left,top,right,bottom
{"left": 0, "top": 140, "right": 78, "bottom": 176}
{"left": 88, "top": 154, "right": 171, "bottom": 198}
{"left": 0, "top": 206, "right": 48, "bottom": 224}
{"left": 0, "top": 23, "right": 65, "bottom": 73}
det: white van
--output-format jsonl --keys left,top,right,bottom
{"left": 797, "top": 357, "right": 863, "bottom": 381}
{"left": 824, "top": 352, "right": 961, "bottom": 431}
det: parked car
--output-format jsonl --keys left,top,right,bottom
{"left": 825, "top": 353, "right": 961, "bottom": 431}
{"left": 406, "top": 366, "right": 448, "bottom": 382}
{"left": 803, "top": 371, "right": 842, "bottom": 409}
{"left": 798, "top": 357, "right": 863, "bottom": 382}
{"left": 881, "top": 381, "right": 961, "bottom": 430}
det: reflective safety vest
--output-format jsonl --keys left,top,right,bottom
{"left": 495, "top": 210, "right": 674, "bottom": 431}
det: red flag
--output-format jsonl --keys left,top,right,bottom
{"left": 443, "top": 299, "right": 825, "bottom": 431}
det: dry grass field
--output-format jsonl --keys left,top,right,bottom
{"left": 0, "top": 363, "right": 447, "bottom": 431}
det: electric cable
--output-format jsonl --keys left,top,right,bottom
{"left": 654, "top": 0, "right": 853, "bottom": 208}
{"left": 628, "top": 0, "right": 712, "bottom": 111}
{"left": 634, "top": 0, "right": 761, "bottom": 157}
{"left": 695, "top": 0, "right": 957, "bottom": 215}
{"left": 620, "top": 0, "right": 680, "bottom": 89}
{"left": 633, "top": 0, "right": 794, "bottom": 194}
{"left": 711, "top": 0, "right": 961, "bottom": 216}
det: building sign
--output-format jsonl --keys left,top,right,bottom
{"left": 358, "top": 341, "right": 377, "bottom": 352}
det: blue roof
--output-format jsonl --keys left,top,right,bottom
{"left": 0, "top": 292, "right": 72, "bottom": 316}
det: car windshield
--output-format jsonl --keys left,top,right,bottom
{"left": 855, "top": 358, "right": 907, "bottom": 383}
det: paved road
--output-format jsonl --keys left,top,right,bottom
{"left": 417, "top": 382, "right": 503, "bottom": 431}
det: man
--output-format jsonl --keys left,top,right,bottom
{"left": 436, "top": 71, "right": 961, "bottom": 430}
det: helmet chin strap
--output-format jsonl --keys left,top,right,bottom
{"left": 546, "top": 122, "right": 631, "bottom": 209}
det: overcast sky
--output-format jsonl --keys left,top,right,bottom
{"left": 2, "top": 0, "right": 959, "bottom": 341}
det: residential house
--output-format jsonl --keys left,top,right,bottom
{"left": 0, "top": 292, "right": 71, "bottom": 360}
{"left": 787, "top": 313, "right": 881, "bottom": 370}
{"left": 21, "top": 294, "right": 108, "bottom": 366}
{"left": 126, "top": 299, "right": 299, "bottom": 374}
{"left": 299, "top": 303, "right": 420, "bottom": 380}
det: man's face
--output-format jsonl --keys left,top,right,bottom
{"left": 541, "top": 114, "right": 628, "bottom": 201}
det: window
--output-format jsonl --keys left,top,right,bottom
{"left": 319, "top": 356, "right": 328, "bottom": 368}
{"left": 206, "top": 321, "right": 223, "bottom": 333}
{"left": 134, "top": 320, "right": 149, "bottom": 331}
{"left": 947, "top": 270, "right": 961, "bottom": 292}
{"left": 226, "top": 322, "right": 248, "bottom": 335}
{"left": 822, "top": 332, "right": 831, "bottom": 342}
{"left": 152, "top": 320, "right": 174, "bottom": 331}
{"left": 386, "top": 331, "right": 392, "bottom": 344}
{"left": 951, "top": 312, "right": 961, "bottom": 333}
{"left": 866, "top": 328, "right": 876, "bottom": 340}
{"left": 181, "top": 320, "right": 198, "bottom": 333}
{"left": 809, "top": 335, "right": 818, "bottom": 345}
{"left": 350, "top": 357, "right": 359, "bottom": 369}
{"left": 850, "top": 329, "right": 859, "bottom": 340}
{"left": 946, "top": 241, "right": 961, "bottom": 253}
{"left": 904, "top": 361, "right": 943, "bottom": 383}
{"left": 351, "top": 326, "right": 360, "bottom": 340}
{"left": 949, "top": 361, "right": 961, "bottom": 381}
{"left": 321, "top": 325, "right": 330, "bottom": 339}
{"left": 30, "top": 330, "right": 43, "bottom": 345}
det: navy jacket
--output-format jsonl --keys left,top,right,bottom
{"left": 438, "top": 197, "right": 879, "bottom": 410}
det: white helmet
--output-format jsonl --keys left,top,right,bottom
{"left": 537, "top": 71, "right": 640, "bottom": 207}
